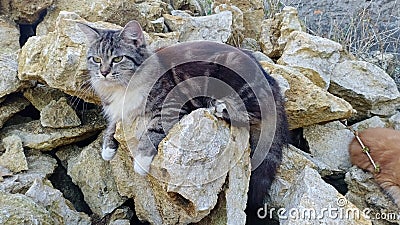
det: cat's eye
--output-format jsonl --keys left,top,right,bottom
{"left": 92, "top": 56, "right": 102, "bottom": 63}
{"left": 112, "top": 56, "right": 124, "bottom": 63}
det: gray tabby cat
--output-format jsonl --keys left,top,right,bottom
{"left": 78, "top": 20, "right": 289, "bottom": 210}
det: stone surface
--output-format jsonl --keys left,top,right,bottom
{"left": 0, "top": 110, "right": 105, "bottom": 151}
{"left": 40, "top": 97, "right": 81, "bottom": 128}
{"left": 25, "top": 179, "right": 91, "bottom": 225}
{"left": 0, "top": 150, "right": 57, "bottom": 194}
{"left": 260, "top": 6, "right": 304, "bottom": 58}
{"left": 68, "top": 134, "right": 125, "bottom": 217}
{"left": 329, "top": 60, "right": 400, "bottom": 119}
{"left": 0, "top": 0, "right": 53, "bottom": 23}
{"left": 303, "top": 121, "right": 354, "bottom": 172}
{"left": 164, "top": 10, "right": 233, "bottom": 43}
{"left": 261, "top": 61, "right": 354, "bottom": 129}
{"left": 277, "top": 31, "right": 345, "bottom": 90}
{"left": 345, "top": 166, "right": 399, "bottom": 225}
{"left": 0, "top": 18, "right": 30, "bottom": 99}
{"left": 113, "top": 109, "right": 250, "bottom": 225}
{"left": 23, "top": 84, "right": 67, "bottom": 111}
{"left": 389, "top": 112, "right": 400, "bottom": 130}
{"left": 0, "top": 135, "right": 28, "bottom": 173}
{"left": 36, "top": 0, "right": 168, "bottom": 35}
{"left": 214, "top": 3, "right": 244, "bottom": 46}
{"left": 280, "top": 166, "right": 371, "bottom": 225}
{"left": 0, "top": 191, "right": 56, "bottom": 225}
{"left": 19, "top": 12, "right": 106, "bottom": 104}
{"left": 0, "top": 95, "right": 30, "bottom": 128}
{"left": 146, "top": 32, "right": 180, "bottom": 52}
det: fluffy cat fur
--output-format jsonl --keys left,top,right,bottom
{"left": 78, "top": 20, "right": 289, "bottom": 210}
{"left": 349, "top": 127, "right": 400, "bottom": 208}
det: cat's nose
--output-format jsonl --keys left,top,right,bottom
{"left": 100, "top": 69, "right": 111, "bottom": 77}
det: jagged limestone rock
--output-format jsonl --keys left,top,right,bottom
{"left": 0, "top": 110, "right": 105, "bottom": 151}
{"left": 112, "top": 109, "right": 250, "bottom": 225}
{"left": 25, "top": 179, "right": 91, "bottom": 225}
{"left": 0, "top": 18, "right": 30, "bottom": 99}
{"left": 0, "top": 150, "right": 57, "bottom": 194}
{"left": 0, "top": 135, "right": 28, "bottom": 173}
{"left": 0, "top": 95, "right": 30, "bottom": 128}
{"left": 0, "top": 0, "right": 53, "bottom": 23}
{"left": 329, "top": 60, "right": 400, "bottom": 119}
{"left": 0, "top": 191, "right": 56, "bottom": 225}
{"left": 68, "top": 134, "right": 126, "bottom": 217}
{"left": 23, "top": 84, "right": 67, "bottom": 111}
{"left": 40, "top": 97, "right": 81, "bottom": 128}
{"left": 261, "top": 61, "right": 354, "bottom": 129}
{"left": 277, "top": 31, "right": 346, "bottom": 90}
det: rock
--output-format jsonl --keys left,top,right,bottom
{"left": 0, "top": 191, "right": 56, "bottom": 225}
{"left": 146, "top": 32, "right": 180, "bottom": 52}
{"left": 0, "top": 135, "right": 28, "bottom": 173}
{"left": 55, "top": 144, "right": 82, "bottom": 168}
{"left": 169, "top": 0, "right": 212, "bottom": 15}
{"left": 23, "top": 84, "right": 67, "bottom": 111}
{"left": 345, "top": 166, "right": 398, "bottom": 225}
{"left": 278, "top": 166, "right": 371, "bottom": 225}
{"left": 240, "top": 38, "right": 261, "bottom": 52}
{"left": 268, "top": 145, "right": 317, "bottom": 209}
{"left": 0, "top": 150, "right": 57, "bottom": 194}
{"left": 0, "top": 18, "right": 30, "bottom": 99}
{"left": 261, "top": 61, "right": 354, "bottom": 129}
{"left": 329, "top": 60, "right": 400, "bottom": 119}
{"left": 0, "top": 166, "right": 13, "bottom": 182}
{"left": 214, "top": 3, "right": 244, "bottom": 46}
{"left": 109, "top": 206, "right": 134, "bottom": 225}
{"left": 260, "top": 6, "right": 304, "bottom": 58}
{"left": 0, "top": 95, "right": 30, "bottom": 128}
{"left": 0, "top": 0, "right": 53, "bottom": 23}
{"left": 164, "top": 10, "right": 233, "bottom": 43}
{"left": 36, "top": 0, "right": 168, "bottom": 35}
{"left": 0, "top": 109, "right": 105, "bottom": 151}
{"left": 303, "top": 121, "right": 354, "bottom": 172}
{"left": 352, "top": 116, "right": 387, "bottom": 130}
{"left": 25, "top": 179, "right": 91, "bottom": 225}
{"left": 277, "top": 31, "right": 346, "bottom": 90}
{"left": 19, "top": 12, "right": 106, "bottom": 104}
{"left": 389, "top": 112, "right": 400, "bottom": 130}
{"left": 40, "top": 97, "right": 81, "bottom": 128}
{"left": 68, "top": 134, "right": 126, "bottom": 217}
{"left": 112, "top": 109, "right": 250, "bottom": 224}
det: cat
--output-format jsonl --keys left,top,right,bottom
{"left": 349, "top": 127, "right": 400, "bottom": 208}
{"left": 78, "top": 20, "right": 289, "bottom": 210}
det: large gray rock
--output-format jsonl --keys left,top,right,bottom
{"left": 40, "top": 97, "right": 81, "bottom": 128}
{"left": 0, "top": 95, "right": 30, "bottom": 128}
{"left": 0, "top": 135, "right": 28, "bottom": 173}
{"left": 303, "top": 121, "right": 354, "bottom": 172}
{"left": 329, "top": 60, "right": 400, "bottom": 119}
{"left": 261, "top": 61, "right": 354, "bottom": 129}
{"left": 345, "top": 166, "right": 399, "bottom": 225}
{"left": 0, "top": 18, "right": 30, "bottom": 99}
{"left": 25, "top": 179, "right": 91, "bottom": 225}
{"left": 0, "top": 110, "right": 105, "bottom": 151}
{"left": 164, "top": 10, "right": 233, "bottom": 43}
{"left": 279, "top": 166, "right": 371, "bottom": 225}
{"left": 112, "top": 108, "right": 250, "bottom": 225}
{"left": 36, "top": 0, "right": 168, "bottom": 35}
{"left": 277, "top": 31, "right": 347, "bottom": 90}
{"left": 68, "top": 134, "right": 126, "bottom": 217}
{"left": 0, "top": 191, "right": 56, "bottom": 225}
{"left": 0, "top": 150, "right": 57, "bottom": 194}
{"left": 0, "top": 0, "right": 53, "bottom": 23}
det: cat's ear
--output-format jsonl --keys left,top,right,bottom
{"left": 76, "top": 22, "right": 100, "bottom": 43}
{"left": 119, "top": 20, "right": 145, "bottom": 47}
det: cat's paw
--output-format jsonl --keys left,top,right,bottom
{"left": 212, "top": 99, "right": 226, "bottom": 118}
{"left": 134, "top": 154, "right": 154, "bottom": 176}
{"left": 102, "top": 147, "right": 117, "bottom": 161}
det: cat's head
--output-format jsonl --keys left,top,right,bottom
{"left": 78, "top": 20, "right": 149, "bottom": 89}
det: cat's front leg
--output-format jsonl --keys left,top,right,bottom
{"left": 102, "top": 120, "right": 118, "bottom": 160}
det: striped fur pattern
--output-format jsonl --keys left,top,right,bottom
{"left": 78, "top": 20, "right": 289, "bottom": 210}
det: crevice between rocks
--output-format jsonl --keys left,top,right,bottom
{"left": 18, "top": 9, "right": 47, "bottom": 47}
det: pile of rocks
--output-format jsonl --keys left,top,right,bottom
{"left": 0, "top": 0, "right": 399, "bottom": 224}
